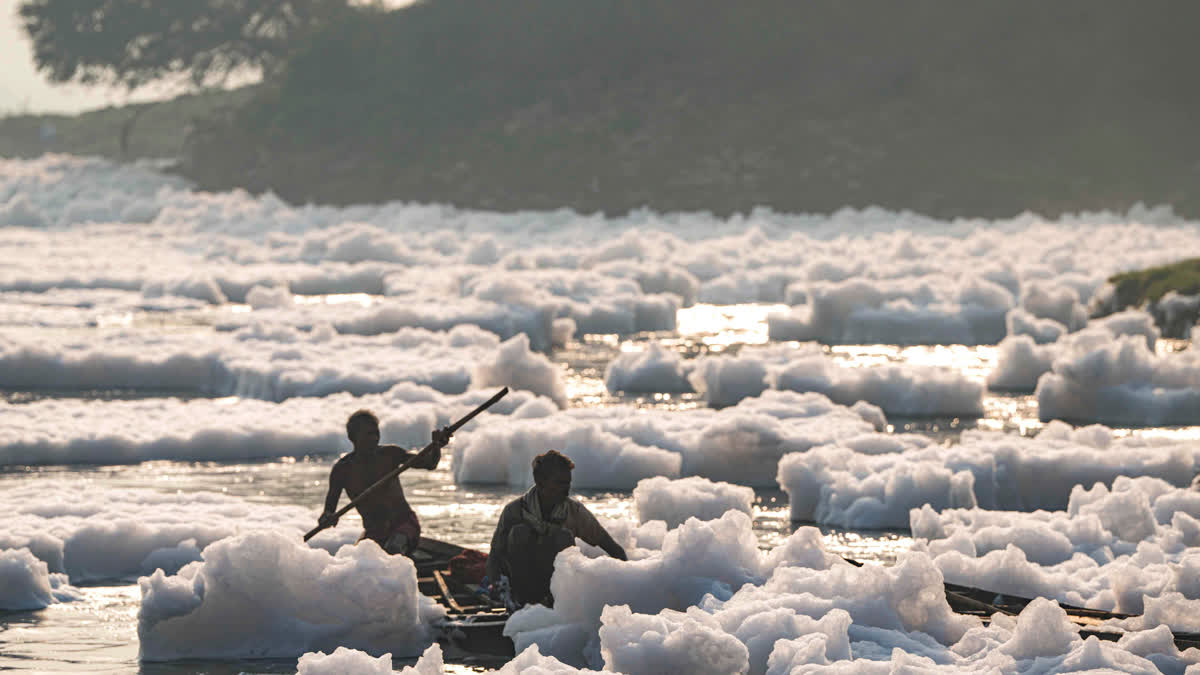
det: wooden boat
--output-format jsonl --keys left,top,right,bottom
{"left": 413, "top": 538, "right": 1200, "bottom": 657}
{"left": 412, "top": 538, "right": 515, "bottom": 658}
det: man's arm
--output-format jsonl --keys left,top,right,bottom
{"left": 381, "top": 443, "right": 441, "bottom": 470}
{"left": 319, "top": 464, "right": 344, "bottom": 528}
{"left": 573, "top": 503, "right": 628, "bottom": 561}
{"left": 382, "top": 427, "right": 449, "bottom": 471}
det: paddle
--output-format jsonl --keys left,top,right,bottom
{"left": 841, "top": 555, "right": 1015, "bottom": 616}
{"left": 304, "top": 386, "right": 510, "bottom": 542}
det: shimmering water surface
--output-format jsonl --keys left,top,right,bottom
{"left": 2, "top": 303, "right": 1196, "bottom": 672}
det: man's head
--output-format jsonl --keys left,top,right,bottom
{"left": 346, "top": 409, "right": 381, "bottom": 452}
{"left": 532, "top": 450, "right": 575, "bottom": 507}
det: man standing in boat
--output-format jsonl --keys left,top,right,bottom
{"left": 485, "top": 450, "right": 627, "bottom": 607}
{"left": 318, "top": 409, "right": 450, "bottom": 556}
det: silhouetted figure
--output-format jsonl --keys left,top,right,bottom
{"left": 486, "top": 450, "right": 626, "bottom": 607}
{"left": 319, "top": 409, "right": 448, "bottom": 555}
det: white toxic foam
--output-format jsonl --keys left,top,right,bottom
{"left": 633, "top": 476, "right": 755, "bottom": 528}
{"left": 1037, "top": 334, "right": 1200, "bottom": 426}
{"left": 297, "top": 643, "right": 445, "bottom": 675}
{"left": 778, "top": 422, "right": 1199, "bottom": 527}
{"left": 0, "top": 383, "right": 545, "bottom": 466}
{"left": 687, "top": 344, "right": 983, "bottom": 417}
{"left": 0, "top": 480, "right": 363, "bottom": 582}
{"left": 453, "top": 390, "right": 879, "bottom": 489}
{"left": 912, "top": 476, "right": 1200, "bottom": 621}
{"left": 138, "top": 531, "right": 445, "bottom": 660}
{"left": 988, "top": 309, "right": 1160, "bottom": 393}
{"left": 0, "top": 547, "right": 82, "bottom": 610}
{"left": 777, "top": 434, "right": 975, "bottom": 528}
{"left": 604, "top": 342, "right": 695, "bottom": 395}
{"left": 500, "top": 508, "right": 1198, "bottom": 673}
{"left": 472, "top": 333, "right": 568, "bottom": 408}
{"left": 767, "top": 276, "right": 1013, "bottom": 346}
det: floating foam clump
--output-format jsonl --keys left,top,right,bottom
{"left": 1037, "top": 334, "right": 1200, "bottom": 426}
{"left": 777, "top": 423, "right": 1199, "bottom": 525}
{"left": 0, "top": 383, "right": 544, "bottom": 466}
{"left": 452, "top": 415, "right": 682, "bottom": 489}
{"left": 777, "top": 435, "right": 975, "bottom": 528}
{"left": 633, "top": 476, "right": 754, "bottom": 528}
{"left": 688, "top": 354, "right": 768, "bottom": 408}
{"left": 504, "top": 511, "right": 984, "bottom": 671}
{"left": 472, "top": 333, "right": 568, "bottom": 408}
{"left": 599, "top": 605, "right": 751, "bottom": 674}
{"left": 0, "top": 322, "right": 505, "bottom": 401}
{"left": 138, "top": 532, "right": 445, "bottom": 660}
{"left": 297, "top": 643, "right": 444, "bottom": 675}
{"left": 0, "top": 547, "right": 81, "bottom": 610}
{"left": 988, "top": 309, "right": 1161, "bottom": 393}
{"left": 453, "top": 390, "right": 877, "bottom": 489}
{"left": 1005, "top": 306, "right": 1067, "bottom": 344}
{"left": 502, "top": 510, "right": 1199, "bottom": 673}
{"left": 245, "top": 284, "right": 294, "bottom": 309}
{"left": 766, "top": 276, "right": 1012, "bottom": 346}
{"left": 688, "top": 345, "right": 982, "bottom": 417}
{"left": 1019, "top": 281, "right": 1088, "bottom": 331}
{"left": 912, "top": 476, "right": 1200, "bottom": 620}
{"left": 504, "top": 512, "right": 846, "bottom": 667}
{"left": 604, "top": 342, "right": 694, "bottom": 395}
{"left": 0, "top": 481, "right": 362, "bottom": 583}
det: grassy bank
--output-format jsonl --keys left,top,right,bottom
{"left": 1109, "top": 259, "right": 1200, "bottom": 308}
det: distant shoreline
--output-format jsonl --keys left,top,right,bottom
{"left": 1, "top": 86, "right": 1196, "bottom": 222}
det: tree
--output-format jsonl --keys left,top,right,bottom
{"left": 18, "top": 0, "right": 351, "bottom": 90}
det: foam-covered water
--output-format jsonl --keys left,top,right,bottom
{"left": 4, "top": 156, "right": 1200, "bottom": 672}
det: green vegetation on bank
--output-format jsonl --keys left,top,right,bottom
{"left": 6, "top": 1, "right": 1200, "bottom": 217}
{"left": 1109, "top": 259, "right": 1200, "bottom": 309}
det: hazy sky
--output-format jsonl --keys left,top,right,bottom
{"left": 1, "top": 1, "right": 418, "bottom": 116}
{"left": 0, "top": 4, "right": 275, "bottom": 116}
{"left": 0, "top": 4, "right": 173, "bottom": 115}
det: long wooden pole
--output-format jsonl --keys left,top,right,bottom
{"left": 303, "top": 387, "right": 509, "bottom": 542}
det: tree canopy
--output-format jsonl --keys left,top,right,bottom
{"left": 18, "top": 0, "right": 351, "bottom": 89}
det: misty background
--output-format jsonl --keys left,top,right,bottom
{"left": 2, "top": 1, "right": 1199, "bottom": 219}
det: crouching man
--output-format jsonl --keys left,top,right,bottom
{"left": 485, "top": 450, "right": 627, "bottom": 607}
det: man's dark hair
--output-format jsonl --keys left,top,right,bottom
{"left": 346, "top": 409, "right": 379, "bottom": 438}
{"left": 532, "top": 449, "right": 575, "bottom": 480}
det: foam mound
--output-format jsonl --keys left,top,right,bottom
{"left": 0, "top": 384, "right": 545, "bottom": 466}
{"left": 688, "top": 345, "right": 983, "bottom": 417}
{"left": 777, "top": 434, "right": 974, "bottom": 528}
{"left": 604, "top": 342, "right": 694, "bottom": 395}
{"left": 988, "top": 310, "right": 1160, "bottom": 394}
{"left": 633, "top": 476, "right": 755, "bottom": 528}
{"left": 0, "top": 547, "right": 82, "bottom": 610}
{"left": 777, "top": 423, "right": 1200, "bottom": 527}
{"left": 1037, "top": 335, "right": 1200, "bottom": 426}
{"left": 138, "top": 531, "right": 445, "bottom": 660}
{"left": 912, "top": 475, "right": 1200, "bottom": 620}
{"left": 453, "top": 390, "right": 880, "bottom": 489}
{"left": 766, "top": 276, "right": 1013, "bottom": 346}
{"left": 501, "top": 510, "right": 1200, "bottom": 673}
{"left": 0, "top": 480, "right": 364, "bottom": 583}
{"left": 297, "top": 643, "right": 444, "bottom": 675}
{"left": 0, "top": 321, "right": 571, "bottom": 404}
